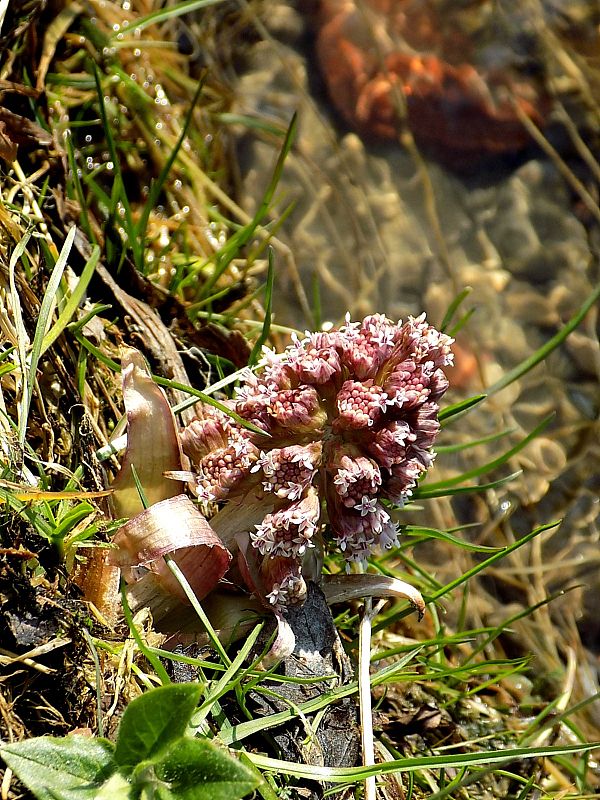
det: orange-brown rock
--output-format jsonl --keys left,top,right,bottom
{"left": 314, "top": 0, "right": 552, "bottom": 164}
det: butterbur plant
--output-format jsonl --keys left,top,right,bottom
{"left": 105, "top": 318, "right": 441, "bottom": 658}
{"left": 180, "top": 313, "right": 452, "bottom": 611}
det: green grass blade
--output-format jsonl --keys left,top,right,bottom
{"left": 529, "top": 692, "right": 600, "bottom": 745}
{"left": 439, "top": 394, "right": 486, "bottom": 423}
{"left": 220, "top": 648, "right": 421, "bottom": 746}
{"left": 191, "top": 623, "right": 264, "bottom": 728}
{"left": 109, "top": 0, "right": 226, "bottom": 39}
{"left": 402, "top": 526, "right": 501, "bottom": 553}
{"left": 440, "top": 287, "right": 472, "bottom": 333}
{"left": 64, "top": 131, "right": 95, "bottom": 243}
{"left": 8, "top": 228, "right": 33, "bottom": 448}
{"left": 371, "top": 629, "right": 497, "bottom": 662}
{"left": 487, "top": 281, "right": 600, "bottom": 394}
{"left": 373, "top": 521, "right": 559, "bottom": 633}
{"left": 92, "top": 65, "right": 118, "bottom": 191}
{"left": 136, "top": 77, "right": 205, "bottom": 248}
{"left": 422, "top": 415, "right": 553, "bottom": 492}
{"left": 129, "top": 463, "right": 150, "bottom": 510}
{"left": 427, "top": 520, "right": 559, "bottom": 603}
{"left": 413, "top": 470, "right": 521, "bottom": 500}
{"left": 246, "top": 741, "right": 600, "bottom": 784}
{"left": 248, "top": 247, "right": 274, "bottom": 367}
{"left": 40, "top": 245, "right": 100, "bottom": 355}
{"left": 201, "top": 113, "right": 297, "bottom": 298}
{"left": 72, "top": 331, "right": 267, "bottom": 436}
{"left": 311, "top": 271, "right": 322, "bottom": 331}
{"left": 448, "top": 307, "right": 477, "bottom": 338}
{"left": 436, "top": 428, "right": 515, "bottom": 455}
{"left": 164, "top": 555, "right": 232, "bottom": 667}
{"left": 120, "top": 581, "right": 171, "bottom": 685}
{"left": 151, "top": 375, "right": 268, "bottom": 436}
{"left": 19, "top": 226, "right": 76, "bottom": 447}
{"left": 92, "top": 64, "right": 140, "bottom": 270}
{"left": 0, "top": 488, "right": 54, "bottom": 540}
{"left": 215, "top": 113, "right": 287, "bottom": 138}
{"left": 463, "top": 588, "right": 570, "bottom": 665}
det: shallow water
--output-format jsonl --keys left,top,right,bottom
{"left": 230, "top": 0, "right": 600, "bottom": 670}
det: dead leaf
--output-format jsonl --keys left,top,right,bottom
{"left": 0, "top": 107, "right": 52, "bottom": 147}
{"left": 0, "top": 121, "right": 17, "bottom": 161}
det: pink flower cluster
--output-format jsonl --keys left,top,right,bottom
{"left": 181, "top": 314, "right": 452, "bottom": 609}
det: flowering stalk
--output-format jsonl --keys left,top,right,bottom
{"left": 181, "top": 314, "right": 453, "bottom": 613}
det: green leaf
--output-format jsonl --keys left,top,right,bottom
{"left": 0, "top": 735, "right": 116, "bottom": 800}
{"left": 114, "top": 683, "right": 202, "bottom": 770}
{"left": 88, "top": 771, "right": 133, "bottom": 800}
{"left": 153, "top": 737, "right": 260, "bottom": 800}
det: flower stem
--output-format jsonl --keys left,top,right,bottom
{"left": 359, "top": 595, "right": 386, "bottom": 800}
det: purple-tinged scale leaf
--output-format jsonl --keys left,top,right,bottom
{"left": 110, "top": 348, "right": 183, "bottom": 519}
{"left": 111, "top": 495, "right": 232, "bottom": 605}
{"left": 323, "top": 573, "right": 425, "bottom": 618}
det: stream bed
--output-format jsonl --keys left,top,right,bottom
{"left": 227, "top": 0, "right": 600, "bottom": 688}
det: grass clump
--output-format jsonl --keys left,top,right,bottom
{"left": 0, "top": 2, "right": 599, "bottom": 800}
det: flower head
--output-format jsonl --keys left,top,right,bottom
{"left": 331, "top": 501, "right": 400, "bottom": 563}
{"left": 330, "top": 448, "right": 382, "bottom": 509}
{"left": 334, "top": 380, "right": 390, "bottom": 430}
{"left": 250, "top": 488, "right": 320, "bottom": 558}
{"left": 251, "top": 443, "right": 322, "bottom": 499}
{"left": 181, "top": 314, "right": 452, "bottom": 609}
